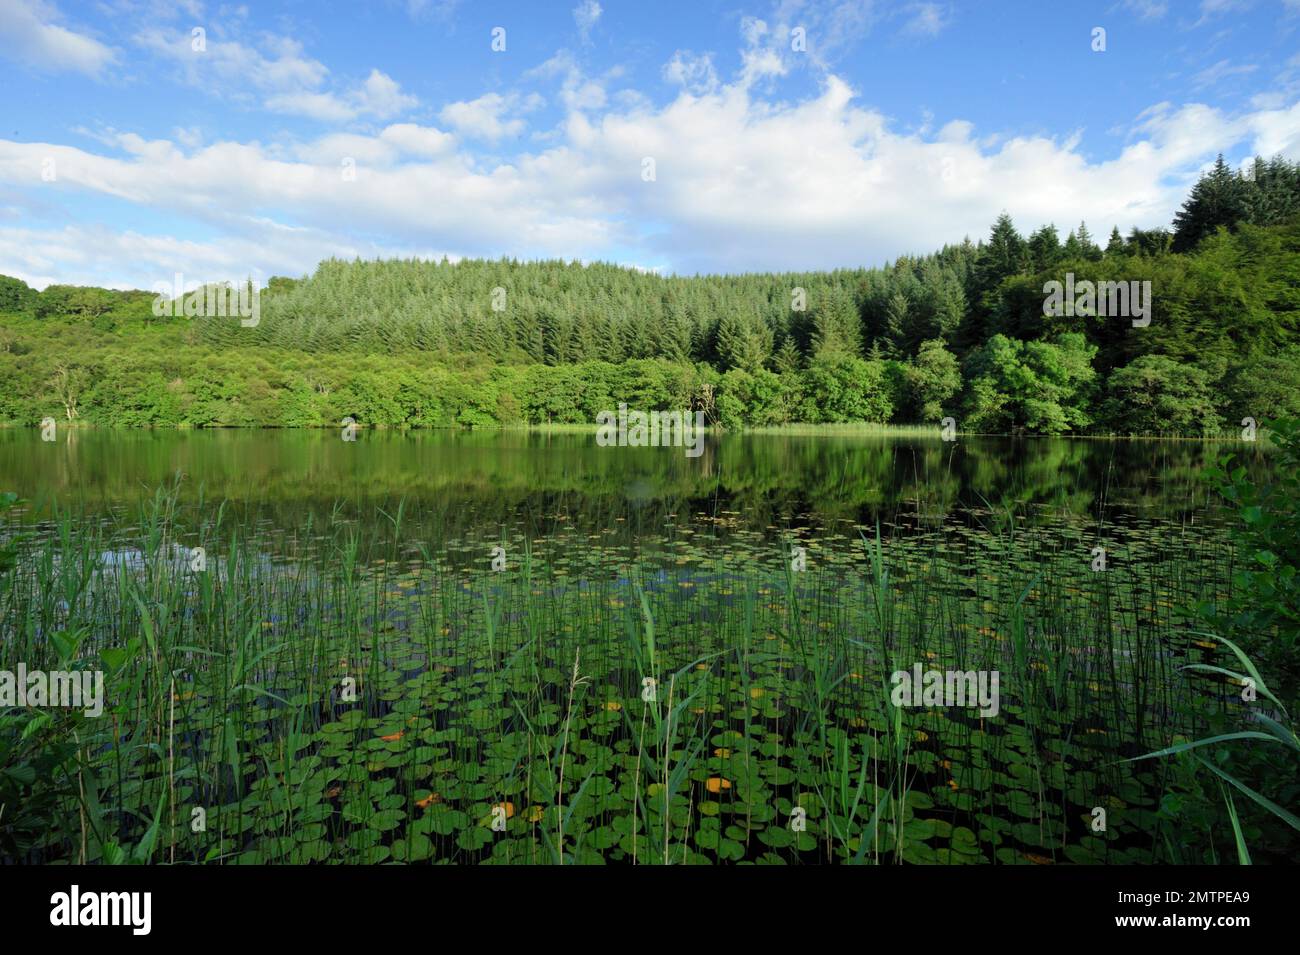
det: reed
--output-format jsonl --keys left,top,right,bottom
{"left": 0, "top": 480, "right": 1282, "bottom": 864}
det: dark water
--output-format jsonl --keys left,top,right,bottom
{"left": 0, "top": 428, "right": 1257, "bottom": 536}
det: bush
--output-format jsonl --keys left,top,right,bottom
{"left": 797, "top": 355, "right": 893, "bottom": 424}
{"left": 717, "top": 368, "right": 788, "bottom": 429}
{"left": 963, "top": 334, "right": 1096, "bottom": 434}
{"left": 895, "top": 339, "right": 962, "bottom": 423}
{"left": 1101, "top": 355, "right": 1222, "bottom": 435}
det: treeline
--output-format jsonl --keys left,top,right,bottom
{"left": 1, "top": 154, "right": 1298, "bottom": 434}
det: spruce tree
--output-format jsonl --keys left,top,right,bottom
{"left": 1027, "top": 224, "right": 1062, "bottom": 272}
{"left": 1075, "top": 221, "right": 1100, "bottom": 260}
{"left": 884, "top": 291, "right": 911, "bottom": 357}
{"left": 1173, "top": 154, "right": 1252, "bottom": 252}
{"left": 716, "top": 310, "right": 773, "bottom": 373}
{"left": 960, "top": 213, "right": 1027, "bottom": 351}
{"left": 811, "top": 288, "right": 862, "bottom": 357}
{"left": 1105, "top": 226, "right": 1126, "bottom": 258}
{"left": 1127, "top": 227, "right": 1173, "bottom": 257}
{"left": 1245, "top": 155, "right": 1300, "bottom": 227}
{"left": 773, "top": 338, "right": 802, "bottom": 375}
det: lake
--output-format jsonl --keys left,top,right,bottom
{"left": 0, "top": 428, "right": 1270, "bottom": 864}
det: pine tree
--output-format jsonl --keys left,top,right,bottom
{"left": 1244, "top": 155, "right": 1300, "bottom": 227}
{"left": 1075, "top": 221, "right": 1101, "bottom": 260}
{"left": 1062, "top": 229, "right": 1081, "bottom": 260}
{"left": 716, "top": 310, "right": 773, "bottom": 372}
{"left": 542, "top": 310, "right": 576, "bottom": 364}
{"left": 1173, "top": 154, "right": 1252, "bottom": 252}
{"left": 513, "top": 304, "right": 545, "bottom": 362}
{"left": 1127, "top": 227, "right": 1173, "bottom": 257}
{"left": 884, "top": 291, "right": 911, "bottom": 357}
{"left": 981, "top": 214, "right": 1028, "bottom": 278}
{"left": 773, "top": 338, "right": 802, "bottom": 374}
{"left": 961, "top": 213, "right": 1027, "bottom": 351}
{"left": 1105, "top": 226, "right": 1126, "bottom": 257}
{"left": 811, "top": 288, "right": 862, "bottom": 357}
{"left": 1027, "top": 224, "right": 1062, "bottom": 272}
{"left": 933, "top": 274, "right": 965, "bottom": 343}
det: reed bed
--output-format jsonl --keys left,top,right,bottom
{"left": 0, "top": 486, "right": 1246, "bottom": 864}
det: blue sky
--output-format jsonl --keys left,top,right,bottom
{"left": 0, "top": 0, "right": 1296, "bottom": 289}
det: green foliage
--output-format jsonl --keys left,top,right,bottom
{"left": 1126, "top": 226, "right": 1174, "bottom": 257}
{"left": 1, "top": 481, "right": 1249, "bottom": 865}
{"left": 809, "top": 286, "right": 863, "bottom": 358}
{"left": 1063, "top": 221, "right": 1103, "bottom": 261}
{"left": 1105, "top": 226, "right": 1126, "bottom": 258}
{"left": 0, "top": 492, "right": 23, "bottom": 581}
{"left": 1101, "top": 355, "right": 1222, "bottom": 435}
{"left": 1174, "top": 153, "right": 1300, "bottom": 252}
{"left": 1225, "top": 346, "right": 1300, "bottom": 423}
{"left": 717, "top": 368, "right": 793, "bottom": 429}
{"left": 1027, "top": 224, "right": 1062, "bottom": 272}
{"left": 0, "top": 276, "right": 36, "bottom": 315}
{"left": 797, "top": 355, "right": 892, "bottom": 424}
{"left": 33, "top": 285, "right": 117, "bottom": 322}
{"left": 0, "top": 560, "right": 146, "bottom": 863}
{"left": 1206, "top": 417, "right": 1300, "bottom": 693}
{"left": 716, "top": 310, "right": 773, "bottom": 373}
{"left": 896, "top": 338, "right": 961, "bottom": 422}
{"left": 964, "top": 334, "right": 1096, "bottom": 434}
{"left": 1131, "top": 633, "right": 1299, "bottom": 864}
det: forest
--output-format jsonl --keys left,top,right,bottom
{"left": 1, "top": 154, "right": 1298, "bottom": 435}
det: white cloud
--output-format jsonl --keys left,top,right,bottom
{"left": 572, "top": 0, "right": 601, "bottom": 42}
{"left": 0, "top": 221, "right": 454, "bottom": 291}
{"left": 377, "top": 123, "right": 457, "bottom": 157}
{"left": 1253, "top": 51, "right": 1300, "bottom": 109}
{"left": 1121, "top": 0, "right": 1168, "bottom": 19}
{"left": 356, "top": 70, "right": 419, "bottom": 119}
{"left": 405, "top": 0, "right": 461, "bottom": 20}
{"left": 1199, "top": 0, "right": 1249, "bottom": 15}
{"left": 135, "top": 27, "right": 416, "bottom": 122}
{"left": 1243, "top": 98, "right": 1300, "bottom": 157}
{"left": 135, "top": 27, "right": 327, "bottom": 93}
{"left": 528, "top": 51, "right": 609, "bottom": 111}
{"left": 902, "top": 3, "right": 950, "bottom": 37}
{"left": 1193, "top": 59, "right": 1259, "bottom": 89}
{"left": 1192, "top": 0, "right": 1252, "bottom": 27}
{"left": 732, "top": 3, "right": 881, "bottom": 82}
{"left": 264, "top": 91, "right": 357, "bottom": 123}
{"left": 267, "top": 70, "right": 418, "bottom": 122}
{"left": 172, "top": 126, "right": 204, "bottom": 149}
{"left": 0, "top": 0, "right": 116, "bottom": 77}
{"left": 439, "top": 92, "right": 542, "bottom": 142}
{"left": 663, "top": 51, "right": 719, "bottom": 95}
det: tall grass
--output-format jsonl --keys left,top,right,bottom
{"left": 0, "top": 483, "right": 1250, "bottom": 864}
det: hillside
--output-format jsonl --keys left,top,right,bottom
{"left": 2, "top": 155, "right": 1298, "bottom": 435}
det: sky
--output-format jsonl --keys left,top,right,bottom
{"left": 0, "top": 0, "right": 1296, "bottom": 290}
